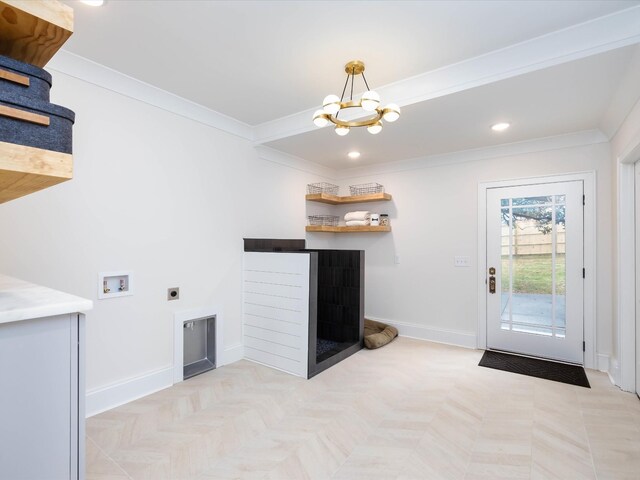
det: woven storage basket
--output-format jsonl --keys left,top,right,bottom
{"left": 308, "top": 215, "right": 340, "bottom": 226}
{"left": 307, "top": 182, "right": 339, "bottom": 195}
{"left": 349, "top": 183, "right": 384, "bottom": 196}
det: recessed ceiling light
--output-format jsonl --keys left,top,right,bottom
{"left": 491, "top": 122, "right": 510, "bottom": 132}
{"left": 348, "top": 151, "right": 361, "bottom": 159}
{"left": 81, "top": 0, "right": 104, "bottom": 6}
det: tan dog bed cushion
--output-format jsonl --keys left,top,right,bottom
{"left": 364, "top": 318, "right": 398, "bottom": 349}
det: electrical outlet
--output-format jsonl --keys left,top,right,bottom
{"left": 454, "top": 256, "right": 470, "bottom": 267}
{"left": 167, "top": 287, "right": 180, "bottom": 301}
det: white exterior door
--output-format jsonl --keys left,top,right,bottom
{"left": 486, "top": 181, "right": 584, "bottom": 364}
{"left": 635, "top": 162, "right": 640, "bottom": 396}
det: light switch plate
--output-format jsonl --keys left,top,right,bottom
{"left": 454, "top": 256, "right": 471, "bottom": 267}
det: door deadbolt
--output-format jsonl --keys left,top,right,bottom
{"left": 488, "top": 267, "right": 496, "bottom": 294}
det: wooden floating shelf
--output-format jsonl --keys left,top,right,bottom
{"left": 305, "top": 192, "right": 392, "bottom": 205}
{"left": 0, "top": 0, "right": 74, "bottom": 68}
{"left": 0, "top": 141, "right": 72, "bottom": 204}
{"left": 306, "top": 225, "right": 391, "bottom": 233}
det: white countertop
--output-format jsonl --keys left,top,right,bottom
{"left": 0, "top": 274, "right": 93, "bottom": 325}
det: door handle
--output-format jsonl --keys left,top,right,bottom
{"left": 488, "top": 267, "right": 496, "bottom": 294}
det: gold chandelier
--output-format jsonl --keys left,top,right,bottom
{"left": 313, "top": 60, "right": 401, "bottom": 136}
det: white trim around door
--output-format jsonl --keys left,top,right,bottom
{"left": 478, "top": 172, "right": 597, "bottom": 369}
{"left": 616, "top": 135, "right": 640, "bottom": 392}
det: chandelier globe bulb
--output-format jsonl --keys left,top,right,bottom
{"left": 382, "top": 104, "right": 400, "bottom": 122}
{"left": 361, "top": 90, "right": 380, "bottom": 112}
{"left": 313, "top": 110, "right": 329, "bottom": 127}
{"left": 367, "top": 121, "right": 383, "bottom": 135}
{"left": 323, "top": 95, "right": 341, "bottom": 115}
{"left": 335, "top": 125, "right": 350, "bottom": 136}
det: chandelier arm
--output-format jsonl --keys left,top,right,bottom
{"left": 336, "top": 72, "right": 350, "bottom": 119}
{"left": 361, "top": 72, "right": 371, "bottom": 91}
{"left": 327, "top": 102, "right": 384, "bottom": 127}
{"left": 338, "top": 73, "right": 350, "bottom": 103}
{"left": 329, "top": 114, "right": 383, "bottom": 128}
{"left": 350, "top": 67, "right": 355, "bottom": 101}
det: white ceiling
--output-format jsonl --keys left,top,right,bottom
{"left": 265, "top": 45, "right": 640, "bottom": 168}
{"left": 63, "top": 0, "right": 640, "bottom": 169}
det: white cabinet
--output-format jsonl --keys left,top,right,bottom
{"left": 0, "top": 313, "right": 85, "bottom": 479}
{"left": 0, "top": 275, "right": 91, "bottom": 480}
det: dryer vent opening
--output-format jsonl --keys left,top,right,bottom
{"left": 183, "top": 316, "right": 216, "bottom": 379}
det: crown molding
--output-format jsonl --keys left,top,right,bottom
{"left": 600, "top": 46, "right": 640, "bottom": 139}
{"left": 47, "top": 50, "right": 254, "bottom": 141}
{"left": 335, "top": 130, "right": 608, "bottom": 180}
{"left": 254, "top": 145, "right": 338, "bottom": 179}
{"left": 42, "top": 7, "right": 639, "bottom": 178}
{"left": 254, "top": 6, "right": 640, "bottom": 145}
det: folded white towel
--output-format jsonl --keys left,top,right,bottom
{"left": 346, "top": 220, "right": 369, "bottom": 226}
{"left": 345, "top": 211, "right": 370, "bottom": 222}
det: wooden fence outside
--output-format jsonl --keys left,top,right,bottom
{"left": 501, "top": 221, "right": 566, "bottom": 256}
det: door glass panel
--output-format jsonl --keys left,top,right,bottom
{"left": 500, "top": 196, "right": 566, "bottom": 337}
{"left": 556, "top": 202, "right": 566, "bottom": 338}
{"left": 500, "top": 208, "right": 511, "bottom": 329}
{"left": 511, "top": 196, "right": 553, "bottom": 206}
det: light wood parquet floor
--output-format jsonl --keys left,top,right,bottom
{"left": 86, "top": 337, "right": 640, "bottom": 480}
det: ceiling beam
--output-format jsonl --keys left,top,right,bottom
{"left": 253, "top": 6, "right": 640, "bottom": 145}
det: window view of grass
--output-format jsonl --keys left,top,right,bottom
{"left": 501, "top": 253, "right": 565, "bottom": 294}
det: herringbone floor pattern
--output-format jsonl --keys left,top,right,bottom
{"left": 86, "top": 338, "right": 640, "bottom": 479}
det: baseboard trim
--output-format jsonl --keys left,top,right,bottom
{"left": 609, "top": 357, "right": 620, "bottom": 386}
{"left": 86, "top": 366, "right": 173, "bottom": 418}
{"left": 86, "top": 342, "right": 244, "bottom": 417}
{"left": 596, "top": 353, "right": 610, "bottom": 373}
{"left": 223, "top": 343, "right": 244, "bottom": 365}
{"left": 366, "top": 316, "right": 477, "bottom": 349}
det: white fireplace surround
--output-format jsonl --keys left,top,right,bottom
{"left": 173, "top": 306, "right": 223, "bottom": 384}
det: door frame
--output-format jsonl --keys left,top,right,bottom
{"left": 477, "top": 172, "right": 596, "bottom": 369}
{"left": 616, "top": 136, "right": 640, "bottom": 392}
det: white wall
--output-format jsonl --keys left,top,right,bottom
{"left": 0, "top": 70, "right": 246, "bottom": 390}
{"left": 245, "top": 149, "right": 335, "bottom": 249}
{"left": 0, "top": 68, "right": 330, "bottom": 411}
{"left": 0, "top": 61, "right": 619, "bottom": 412}
{"left": 326, "top": 140, "right": 614, "bottom": 360}
{"left": 611, "top": 98, "right": 640, "bottom": 160}
{"left": 609, "top": 97, "right": 640, "bottom": 387}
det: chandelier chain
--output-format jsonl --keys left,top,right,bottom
{"left": 337, "top": 70, "right": 351, "bottom": 119}
{"left": 350, "top": 68, "right": 355, "bottom": 101}
{"left": 361, "top": 72, "right": 371, "bottom": 91}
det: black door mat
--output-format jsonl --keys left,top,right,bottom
{"left": 479, "top": 350, "right": 590, "bottom": 388}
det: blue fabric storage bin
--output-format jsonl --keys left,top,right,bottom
{"left": 0, "top": 55, "right": 52, "bottom": 102}
{"left": 0, "top": 92, "right": 74, "bottom": 154}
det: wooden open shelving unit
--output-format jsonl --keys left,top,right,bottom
{"left": 0, "top": 0, "right": 74, "bottom": 204}
{"left": 306, "top": 225, "right": 391, "bottom": 233}
{"left": 0, "top": 0, "right": 73, "bottom": 68}
{"left": 306, "top": 190, "right": 393, "bottom": 233}
{"left": 0, "top": 141, "right": 73, "bottom": 203}
{"left": 305, "top": 192, "right": 392, "bottom": 205}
